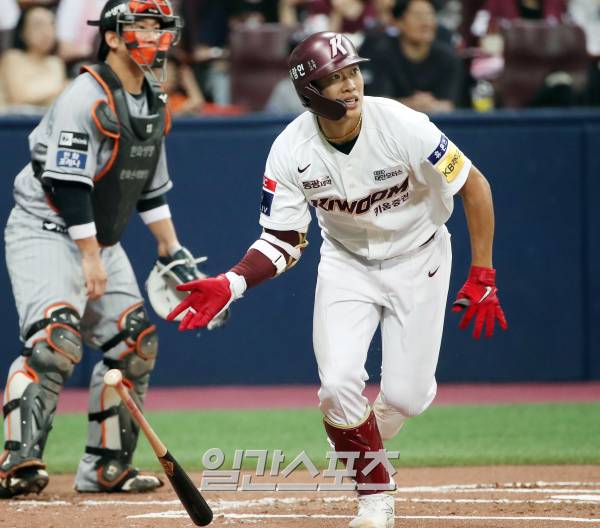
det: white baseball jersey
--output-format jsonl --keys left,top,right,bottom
{"left": 12, "top": 72, "right": 172, "bottom": 226}
{"left": 259, "top": 96, "right": 472, "bottom": 260}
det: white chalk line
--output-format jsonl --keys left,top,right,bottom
{"left": 128, "top": 511, "right": 600, "bottom": 524}
{"left": 9, "top": 493, "right": 600, "bottom": 510}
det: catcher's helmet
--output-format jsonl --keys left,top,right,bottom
{"left": 88, "top": 0, "right": 182, "bottom": 77}
{"left": 288, "top": 32, "right": 369, "bottom": 121}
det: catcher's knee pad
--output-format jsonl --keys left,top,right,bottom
{"left": 2, "top": 305, "right": 81, "bottom": 470}
{"left": 101, "top": 303, "right": 158, "bottom": 383}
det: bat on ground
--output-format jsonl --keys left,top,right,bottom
{"left": 103, "top": 369, "right": 213, "bottom": 526}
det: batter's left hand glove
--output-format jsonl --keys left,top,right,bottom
{"left": 167, "top": 272, "right": 246, "bottom": 331}
{"left": 452, "top": 266, "right": 507, "bottom": 339}
{"left": 146, "top": 247, "right": 230, "bottom": 330}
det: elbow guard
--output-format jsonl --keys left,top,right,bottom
{"left": 249, "top": 230, "right": 308, "bottom": 275}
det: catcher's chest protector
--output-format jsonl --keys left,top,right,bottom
{"left": 83, "top": 64, "right": 169, "bottom": 246}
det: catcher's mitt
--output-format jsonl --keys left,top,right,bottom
{"left": 145, "top": 247, "right": 230, "bottom": 330}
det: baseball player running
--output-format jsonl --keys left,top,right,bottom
{"left": 0, "top": 0, "right": 203, "bottom": 497}
{"left": 168, "top": 32, "right": 508, "bottom": 527}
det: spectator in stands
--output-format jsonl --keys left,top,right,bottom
{"left": 228, "top": 0, "right": 279, "bottom": 25}
{"left": 373, "top": 0, "right": 398, "bottom": 29}
{"left": 471, "top": 0, "right": 568, "bottom": 53}
{"left": 570, "top": 0, "right": 600, "bottom": 107}
{"left": 587, "top": 60, "right": 600, "bottom": 105}
{"left": 55, "top": 0, "right": 104, "bottom": 69}
{"left": 474, "top": 0, "right": 567, "bottom": 35}
{"left": 162, "top": 56, "right": 206, "bottom": 115}
{"left": 181, "top": 0, "right": 231, "bottom": 104}
{"left": 302, "top": 0, "right": 378, "bottom": 34}
{"left": 0, "top": 0, "right": 20, "bottom": 56}
{"left": 0, "top": 0, "right": 20, "bottom": 31}
{"left": 328, "top": 0, "right": 378, "bottom": 34}
{"left": 360, "top": 0, "right": 462, "bottom": 113}
{"left": 0, "top": 6, "right": 67, "bottom": 108}
{"left": 279, "top": 0, "right": 310, "bottom": 28}
{"left": 569, "top": 0, "right": 600, "bottom": 58}
{"left": 17, "top": 0, "right": 57, "bottom": 6}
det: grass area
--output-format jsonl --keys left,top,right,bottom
{"left": 8, "top": 402, "right": 599, "bottom": 473}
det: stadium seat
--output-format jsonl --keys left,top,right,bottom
{"left": 0, "top": 30, "right": 13, "bottom": 54}
{"left": 499, "top": 20, "right": 589, "bottom": 108}
{"left": 229, "top": 23, "right": 293, "bottom": 111}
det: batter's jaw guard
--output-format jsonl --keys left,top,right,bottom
{"left": 77, "top": 303, "right": 162, "bottom": 492}
{"left": 88, "top": 0, "right": 183, "bottom": 82}
{"left": 1, "top": 304, "right": 82, "bottom": 497}
{"left": 324, "top": 410, "right": 395, "bottom": 495}
{"left": 288, "top": 32, "right": 369, "bottom": 121}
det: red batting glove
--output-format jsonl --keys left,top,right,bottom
{"left": 167, "top": 274, "right": 236, "bottom": 331}
{"left": 452, "top": 266, "right": 508, "bottom": 339}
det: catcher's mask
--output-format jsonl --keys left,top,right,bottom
{"left": 88, "top": 0, "right": 183, "bottom": 83}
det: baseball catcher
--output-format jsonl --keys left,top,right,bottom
{"left": 0, "top": 0, "right": 225, "bottom": 498}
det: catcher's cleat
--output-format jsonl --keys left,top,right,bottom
{"left": 75, "top": 465, "right": 163, "bottom": 493}
{"left": 0, "top": 466, "right": 49, "bottom": 499}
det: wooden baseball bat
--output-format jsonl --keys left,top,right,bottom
{"left": 103, "top": 369, "right": 213, "bottom": 526}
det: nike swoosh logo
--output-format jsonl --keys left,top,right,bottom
{"left": 297, "top": 164, "right": 311, "bottom": 173}
{"left": 428, "top": 266, "right": 440, "bottom": 277}
{"left": 478, "top": 286, "right": 493, "bottom": 303}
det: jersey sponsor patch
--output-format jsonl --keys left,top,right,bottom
{"left": 56, "top": 150, "right": 87, "bottom": 169}
{"left": 58, "top": 131, "right": 89, "bottom": 152}
{"left": 427, "top": 135, "right": 465, "bottom": 183}
{"left": 261, "top": 176, "right": 277, "bottom": 216}
{"left": 373, "top": 165, "right": 404, "bottom": 182}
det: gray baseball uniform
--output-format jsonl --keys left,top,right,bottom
{"left": 2, "top": 67, "right": 170, "bottom": 492}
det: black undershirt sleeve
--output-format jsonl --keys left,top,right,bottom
{"left": 47, "top": 179, "right": 93, "bottom": 227}
{"left": 137, "top": 194, "right": 168, "bottom": 212}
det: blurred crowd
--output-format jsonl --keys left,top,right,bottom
{"left": 0, "top": 0, "right": 599, "bottom": 116}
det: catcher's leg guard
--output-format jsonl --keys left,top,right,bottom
{"left": 1, "top": 305, "right": 82, "bottom": 498}
{"left": 324, "top": 409, "right": 395, "bottom": 496}
{"left": 76, "top": 303, "right": 162, "bottom": 492}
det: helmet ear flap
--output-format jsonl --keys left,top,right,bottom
{"left": 300, "top": 83, "right": 347, "bottom": 121}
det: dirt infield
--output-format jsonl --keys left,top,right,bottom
{"left": 2, "top": 465, "right": 599, "bottom": 527}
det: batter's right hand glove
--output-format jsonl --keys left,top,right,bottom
{"left": 167, "top": 272, "right": 246, "bottom": 331}
{"left": 452, "top": 266, "right": 507, "bottom": 339}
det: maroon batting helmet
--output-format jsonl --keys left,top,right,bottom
{"left": 288, "top": 32, "right": 369, "bottom": 121}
